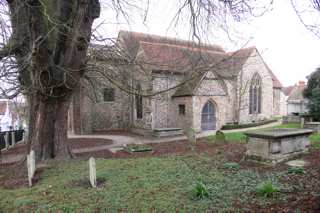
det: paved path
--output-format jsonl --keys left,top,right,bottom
{"left": 1, "top": 120, "right": 282, "bottom": 164}
{"left": 69, "top": 120, "right": 282, "bottom": 153}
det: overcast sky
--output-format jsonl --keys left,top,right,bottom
{"left": 97, "top": 0, "right": 320, "bottom": 87}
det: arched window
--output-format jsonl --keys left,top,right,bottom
{"left": 201, "top": 101, "right": 216, "bottom": 130}
{"left": 136, "top": 84, "right": 143, "bottom": 119}
{"left": 249, "top": 73, "right": 262, "bottom": 114}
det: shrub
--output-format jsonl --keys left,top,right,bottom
{"left": 303, "top": 67, "right": 320, "bottom": 121}
{"left": 287, "top": 167, "right": 305, "bottom": 174}
{"left": 193, "top": 179, "right": 209, "bottom": 199}
{"left": 256, "top": 182, "right": 278, "bottom": 198}
{"left": 222, "top": 162, "right": 240, "bottom": 170}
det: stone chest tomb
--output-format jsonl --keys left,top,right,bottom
{"left": 245, "top": 128, "right": 314, "bottom": 163}
{"left": 304, "top": 122, "right": 320, "bottom": 133}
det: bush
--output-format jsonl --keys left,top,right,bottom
{"left": 193, "top": 179, "right": 209, "bottom": 199}
{"left": 303, "top": 68, "right": 320, "bottom": 121}
{"left": 256, "top": 182, "right": 278, "bottom": 198}
{"left": 221, "top": 120, "right": 277, "bottom": 130}
{"left": 287, "top": 167, "right": 305, "bottom": 174}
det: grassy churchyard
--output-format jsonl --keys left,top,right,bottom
{"left": 1, "top": 122, "right": 320, "bottom": 212}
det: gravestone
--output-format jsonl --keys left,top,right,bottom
{"left": 300, "top": 117, "right": 305, "bottom": 128}
{"left": 4, "top": 132, "right": 9, "bottom": 149}
{"left": 186, "top": 128, "right": 196, "bottom": 145}
{"left": 27, "top": 150, "right": 36, "bottom": 187}
{"left": 11, "top": 132, "right": 16, "bottom": 147}
{"left": 215, "top": 130, "right": 226, "bottom": 143}
{"left": 89, "top": 157, "right": 97, "bottom": 188}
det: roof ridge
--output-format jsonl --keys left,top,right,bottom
{"left": 139, "top": 41, "right": 227, "bottom": 55}
{"left": 119, "top": 30, "right": 225, "bottom": 53}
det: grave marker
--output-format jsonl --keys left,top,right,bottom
{"left": 27, "top": 150, "right": 36, "bottom": 187}
{"left": 4, "top": 132, "right": 9, "bottom": 150}
{"left": 215, "top": 130, "right": 226, "bottom": 143}
{"left": 89, "top": 157, "right": 97, "bottom": 188}
{"left": 186, "top": 128, "right": 196, "bottom": 144}
{"left": 11, "top": 132, "right": 16, "bottom": 147}
{"left": 186, "top": 128, "right": 197, "bottom": 150}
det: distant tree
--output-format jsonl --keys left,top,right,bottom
{"left": 304, "top": 67, "right": 320, "bottom": 121}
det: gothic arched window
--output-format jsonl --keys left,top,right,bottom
{"left": 249, "top": 73, "right": 262, "bottom": 114}
{"left": 136, "top": 84, "right": 143, "bottom": 119}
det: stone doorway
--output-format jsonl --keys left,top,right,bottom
{"left": 201, "top": 101, "right": 216, "bottom": 131}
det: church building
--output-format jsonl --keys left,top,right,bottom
{"left": 69, "top": 31, "right": 283, "bottom": 135}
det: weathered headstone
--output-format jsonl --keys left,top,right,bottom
{"left": 89, "top": 157, "right": 97, "bottom": 188}
{"left": 186, "top": 128, "right": 196, "bottom": 144}
{"left": 4, "top": 132, "right": 9, "bottom": 150}
{"left": 186, "top": 128, "right": 196, "bottom": 150}
{"left": 301, "top": 117, "right": 305, "bottom": 128}
{"left": 11, "top": 132, "right": 16, "bottom": 147}
{"left": 27, "top": 150, "right": 36, "bottom": 187}
{"left": 215, "top": 130, "right": 226, "bottom": 143}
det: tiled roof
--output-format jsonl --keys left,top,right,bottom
{"left": 117, "top": 31, "right": 282, "bottom": 92}
{"left": 118, "top": 30, "right": 225, "bottom": 58}
{"left": 287, "top": 87, "right": 304, "bottom": 101}
{"left": 282, "top": 86, "right": 295, "bottom": 96}
{"left": 287, "top": 85, "right": 306, "bottom": 101}
{"left": 268, "top": 69, "right": 283, "bottom": 88}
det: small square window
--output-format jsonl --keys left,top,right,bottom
{"left": 103, "top": 88, "right": 115, "bottom": 102}
{"left": 178, "top": 104, "right": 186, "bottom": 115}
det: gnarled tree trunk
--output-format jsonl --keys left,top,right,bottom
{"left": 29, "top": 97, "right": 72, "bottom": 161}
{"left": 3, "top": 0, "right": 100, "bottom": 161}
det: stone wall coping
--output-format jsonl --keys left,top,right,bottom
{"left": 305, "top": 122, "right": 320, "bottom": 125}
{"left": 245, "top": 128, "right": 314, "bottom": 139}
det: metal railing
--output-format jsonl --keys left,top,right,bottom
{"left": 0, "top": 130, "right": 25, "bottom": 151}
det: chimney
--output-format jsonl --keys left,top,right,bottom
{"left": 298, "top": 81, "right": 305, "bottom": 88}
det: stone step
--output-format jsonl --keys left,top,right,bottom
{"left": 152, "top": 128, "right": 183, "bottom": 138}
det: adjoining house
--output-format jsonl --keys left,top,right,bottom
{"left": 0, "top": 98, "right": 24, "bottom": 131}
{"left": 69, "top": 31, "right": 283, "bottom": 135}
{"left": 283, "top": 81, "right": 309, "bottom": 115}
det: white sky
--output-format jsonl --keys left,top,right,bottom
{"left": 96, "top": 0, "right": 320, "bottom": 87}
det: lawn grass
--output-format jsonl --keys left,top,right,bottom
{"left": 310, "top": 133, "right": 320, "bottom": 149}
{"left": 1, "top": 122, "right": 320, "bottom": 212}
{"left": 205, "top": 132, "right": 247, "bottom": 143}
{"left": 0, "top": 154, "right": 287, "bottom": 212}
{"left": 205, "top": 122, "right": 317, "bottom": 144}
{"left": 273, "top": 122, "right": 301, "bottom": 129}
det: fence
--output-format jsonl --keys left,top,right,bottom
{"left": 0, "top": 130, "right": 25, "bottom": 150}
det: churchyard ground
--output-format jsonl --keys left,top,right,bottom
{"left": 1, "top": 123, "right": 320, "bottom": 212}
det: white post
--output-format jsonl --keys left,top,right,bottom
{"left": 5, "top": 132, "right": 9, "bottom": 150}
{"left": 22, "top": 130, "right": 28, "bottom": 144}
{"left": 89, "top": 157, "right": 97, "bottom": 188}
{"left": 27, "top": 150, "right": 36, "bottom": 187}
{"left": 11, "top": 132, "right": 16, "bottom": 147}
{"left": 301, "top": 117, "right": 305, "bottom": 128}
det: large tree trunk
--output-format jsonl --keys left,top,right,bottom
{"left": 29, "top": 97, "right": 72, "bottom": 161}
{"left": 4, "top": 0, "right": 101, "bottom": 162}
